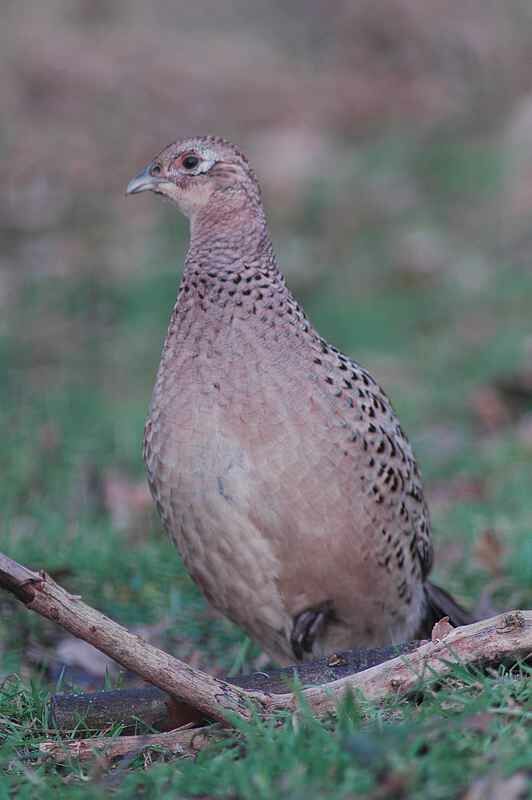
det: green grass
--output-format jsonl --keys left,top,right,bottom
{"left": 2, "top": 666, "right": 531, "bottom": 798}
{"left": 1, "top": 132, "right": 532, "bottom": 797}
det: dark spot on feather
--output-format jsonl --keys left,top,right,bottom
{"left": 217, "top": 477, "right": 233, "bottom": 504}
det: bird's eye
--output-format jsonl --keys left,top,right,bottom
{"left": 182, "top": 154, "right": 200, "bottom": 170}
{"left": 151, "top": 164, "right": 162, "bottom": 176}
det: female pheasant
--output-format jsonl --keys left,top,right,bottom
{"left": 127, "top": 136, "right": 471, "bottom": 664}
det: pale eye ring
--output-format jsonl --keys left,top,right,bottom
{"left": 182, "top": 154, "right": 200, "bottom": 170}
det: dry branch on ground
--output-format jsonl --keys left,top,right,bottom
{"left": 0, "top": 552, "right": 268, "bottom": 725}
{"left": 39, "top": 727, "right": 213, "bottom": 763}
{"left": 1, "top": 550, "right": 531, "bottom": 764}
{"left": 50, "top": 641, "right": 422, "bottom": 732}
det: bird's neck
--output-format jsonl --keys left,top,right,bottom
{"left": 165, "top": 198, "right": 313, "bottom": 353}
{"left": 184, "top": 195, "right": 279, "bottom": 284}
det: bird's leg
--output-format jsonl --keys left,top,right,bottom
{"left": 291, "top": 602, "right": 333, "bottom": 660}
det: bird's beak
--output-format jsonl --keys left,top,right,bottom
{"left": 126, "top": 163, "right": 163, "bottom": 196}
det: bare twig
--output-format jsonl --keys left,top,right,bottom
{"left": 267, "top": 610, "right": 532, "bottom": 717}
{"left": 2, "top": 549, "right": 531, "bottom": 764}
{"left": 39, "top": 726, "right": 214, "bottom": 763}
{"left": 50, "top": 639, "right": 422, "bottom": 732}
{"left": 39, "top": 610, "right": 532, "bottom": 764}
{"left": 0, "top": 552, "right": 270, "bottom": 725}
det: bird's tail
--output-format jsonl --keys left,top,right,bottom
{"left": 419, "top": 581, "right": 475, "bottom": 638}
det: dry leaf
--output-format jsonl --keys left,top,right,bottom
{"left": 462, "top": 772, "right": 528, "bottom": 800}
{"left": 474, "top": 529, "right": 506, "bottom": 577}
{"left": 327, "top": 653, "right": 348, "bottom": 668}
{"left": 431, "top": 617, "right": 454, "bottom": 641}
{"left": 470, "top": 386, "right": 512, "bottom": 431}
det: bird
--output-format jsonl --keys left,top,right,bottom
{"left": 126, "top": 136, "right": 472, "bottom": 665}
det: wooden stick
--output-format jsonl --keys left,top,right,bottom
{"left": 2, "top": 551, "right": 531, "bottom": 748}
{"left": 0, "top": 552, "right": 269, "bottom": 725}
{"left": 50, "top": 640, "right": 422, "bottom": 732}
{"left": 266, "top": 610, "right": 532, "bottom": 717}
{"left": 41, "top": 612, "right": 532, "bottom": 764}
{"left": 51, "top": 686, "right": 204, "bottom": 732}
{"left": 39, "top": 726, "right": 213, "bottom": 763}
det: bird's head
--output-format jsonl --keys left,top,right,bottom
{"left": 126, "top": 136, "right": 260, "bottom": 220}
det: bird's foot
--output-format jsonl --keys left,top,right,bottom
{"left": 291, "top": 602, "right": 333, "bottom": 660}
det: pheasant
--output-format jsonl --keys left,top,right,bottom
{"left": 126, "top": 136, "right": 471, "bottom": 664}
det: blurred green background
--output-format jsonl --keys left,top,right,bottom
{"left": 1, "top": 2, "right": 532, "bottom": 793}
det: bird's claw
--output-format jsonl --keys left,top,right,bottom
{"left": 291, "top": 602, "right": 333, "bottom": 660}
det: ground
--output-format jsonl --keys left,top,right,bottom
{"left": 1, "top": 1, "right": 532, "bottom": 797}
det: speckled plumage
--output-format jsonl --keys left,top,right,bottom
{"left": 127, "top": 136, "right": 471, "bottom": 664}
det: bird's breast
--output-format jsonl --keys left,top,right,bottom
{"left": 143, "top": 321, "right": 308, "bottom": 654}
{"left": 143, "top": 308, "right": 426, "bottom": 658}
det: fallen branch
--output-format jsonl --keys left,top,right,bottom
{"left": 272, "top": 609, "right": 532, "bottom": 717}
{"left": 39, "top": 726, "right": 213, "bottom": 763}
{"left": 51, "top": 640, "right": 421, "bottom": 732}
{"left": 42, "top": 611, "right": 532, "bottom": 764}
{"left": 45, "top": 610, "right": 532, "bottom": 727}
{"left": 2, "top": 550, "right": 531, "bottom": 765}
{"left": 0, "top": 552, "right": 269, "bottom": 725}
